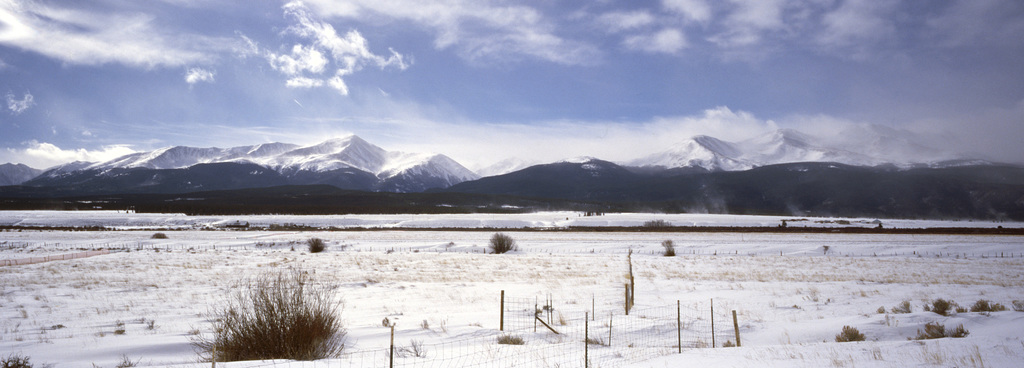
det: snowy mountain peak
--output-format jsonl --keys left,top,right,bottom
{"left": 561, "top": 156, "right": 601, "bottom": 164}
{"left": 31, "top": 136, "right": 479, "bottom": 193}
{"left": 630, "top": 127, "right": 956, "bottom": 172}
{"left": 630, "top": 135, "right": 751, "bottom": 171}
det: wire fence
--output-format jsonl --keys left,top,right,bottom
{"left": 220, "top": 291, "right": 740, "bottom": 368}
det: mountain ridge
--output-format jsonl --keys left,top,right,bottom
{"left": 22, "top": 135, "right": 479, "bottom": 194}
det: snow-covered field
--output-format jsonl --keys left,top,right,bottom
{"left": 2, "top": 211, "right": 1023, "bottom": 367}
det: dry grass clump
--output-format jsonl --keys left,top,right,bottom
{"left": 969, "top": 299, "right": 1006, "bottom": 312}
{"left": 497, "top": 334, "right": 525, "bottom": 345}
{"left": 192, "top": 270, "right": 345, "bottom": 361}
{"left": 1013, "top": 300, "right": 1024, "bottom": 312}
{"left": 891, "top": 300, "right": 912, "bottom": 314}
{"left": 489, "top": 233, "right": 517, "bottom": 254}
{"left": 835, "top": 326, "right": 866, "bottom": 342}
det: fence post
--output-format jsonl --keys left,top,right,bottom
{"left": 732, "top": 310, "right": 740, "bottom": 347}
{"left": 500, "top": 290, "right": 505, "bottom": 331}
{"left": 585, "top": 312, "right": 589, "bottom": 368}
{"left": 534, "top": 298, "right": 538, "bottom": 333}
{"left": 677, "top": 300, "right": 682, "bottom": 353}
{"left": 710, "top": 299, "right": 715, "bottom": 348}
{"left": 390, "top": 324, "right": 395, "bottom": 368}
{"left": 628, "top": 249, "right": 635, "bottom": 307}
{"left": 608, "top": 312, "right": 613, "bottom": 346}
{"left": 624, "top": 283, "right": 630, "bottom": 315}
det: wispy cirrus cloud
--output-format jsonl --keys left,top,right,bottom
{"left": 300, "top": 0, "right": 600, "bottom": 66}
{"left": 0, "top": 1, "right": 226, "bottom": 68}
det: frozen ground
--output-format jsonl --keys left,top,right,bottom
{"left": 1, "top": 211, "right": 1023, "bottom": 367}
{"left": 1, "top": 210, "right": 1020, "bottom": 230}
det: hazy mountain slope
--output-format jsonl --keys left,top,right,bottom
{"left": 0, "top": 163, "right": 42, "bottom": 186}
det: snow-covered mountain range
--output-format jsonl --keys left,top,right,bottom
{"left": 627, "top": 128, "right": 976, "bottom": 172}
{"left": 27, "top": 135, "right": 479, "bottom": 193}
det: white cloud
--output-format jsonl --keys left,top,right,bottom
{"left": 299, "top": 0, "right": 599, "bottom": 65}
{"left": 817, "top": 0, "right": 898, "bottom": 57}
{"left": 624, "top": 28, "right": 687, "bottom": 54}
{"left": 233, "top": 32, "right": 261, "bottom": 58}
{"left": 269, "top": 44, "right": 328, "bottom": 76}
{"left": 0, "top": 1, "right": 223, "bottom": 68}
{"left": 263, "top": 2, "right": 409, "bottom": 95}
{"left": 285, "top": 77, "right": 324, "bottom": 88}
{"left": 662, "top": 0, "right": 712, "bottom": 23}
{"left": 710, "top": 0, "right": 787, "bottom": 47}
{"left": 184, "top": 67, "right": 215, "bottom": 85}
{"left": 596, "top": 11, "right": 656, "bottom": 33}
{"left": 6, "top": 91, "right": 34, "bottom": 114}
{"left": 0, "top": 141, "right": 136, "bottom": 169}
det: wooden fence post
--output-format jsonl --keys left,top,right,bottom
{"left": 732, "top": 310, "right": 740, "bottom": 347}
{"left": 500, "top": 290, "right": 505, "bottom": 331}
{"left": 585, "top": 312, "right": 589, "bottom": 368}
{"left": 390, "top": 324, "right": 395, "bottom": 368}
{"left": 711, "top": 299, "right": 715, "bottom": 348}
{"left": 677, "top": 300, "right": 682, "bottom": 353}
{"left": 624, "top": 283, "right": 630, "bottom": 315}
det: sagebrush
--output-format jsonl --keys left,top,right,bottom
{"left": 661, "top": 240, "right": 676, "bottom": 257}
{"left": 489, "top": 233, "right": 517, "bottom": 254}
{"left": 191, "top": 270, "right": 345, "bottom": 361}
{"left": 1, "top": 354, "right": 32, "bottom": 368}
{"left": 307, "top": 238, "right": 326, "bottom": 253}
{"left": 835, "top": 326, "right": 866, "bottom": 342}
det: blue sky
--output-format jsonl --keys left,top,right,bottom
{"left": 1, "top": 0, "right": 1023, "bottom": 170}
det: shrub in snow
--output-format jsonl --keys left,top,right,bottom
{"left": 1013, "top": 300, "right": 1024, "bottom": 312}
{"left": 970, "top": 299, "right": 1006, "bottom": 312}
{"left": 151, "top": 232, "right": 168, "bottom": 239}
{"left": 890, "top": 300, "right": 912, "bottom": 314}
{"left": 115, "top": 354, "right": 139, "bottom": 368}
{"left": 497, "top": 334, "right": 525, "bottom": 345}
{"left": 1, "top": 354, "right": 32, "bottom": 368}
{"left": 661, "top": 240, "right": 676, "bottom": 257}
{"left": 835, "top": 326, "right": 866, "bottom": 342}
{"left": 947, "top": 323, "right": 970, "bottom": 338}
{"left": 192, "top": 270, "right": 345, "bottom": 361}
{"left": 307, "top": 237, "right": 326, "bottom": 253}
{"left": 398, "top": 339, "right": 427, "bottom": 358}
{"left": 915, "top": 322, "right": 969, "bottom": 340}
{"left": 489, "top": 233, "right": 517, "bottom": 254}
{"left": 926, "top": 299, "right": 955, "bottom": 316}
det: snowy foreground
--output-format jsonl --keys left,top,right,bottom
{"left": 2, "top": 211, "right": 1024, "bottom": 367}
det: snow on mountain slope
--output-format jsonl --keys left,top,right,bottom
{"left": 264, "top": 136, "right": 389, "bottom": 174}
{"left": 631, "top": 128, "right": 959, "bottom": 171}
{"left": 739, "top": 129, "right": 879, "bottom": 167}
{"left": 629, "top": 135, "right": 753, "bottom": 171}
{"left": 40, "top": 135, "right": 478, "bottom": 192}
{"left": 475, "top": 158, "right": 538, "bottom": 177}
